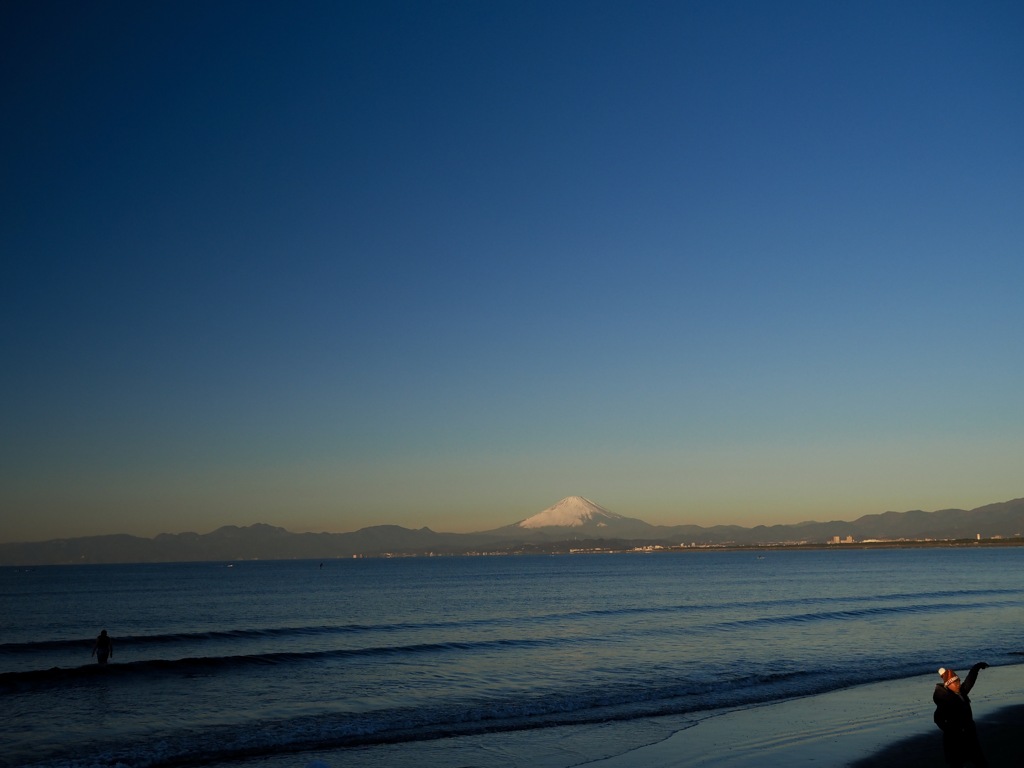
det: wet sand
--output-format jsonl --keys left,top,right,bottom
{"left": 589, "top": 663, "right": 1024, "bottom": 767}
{"left": 848, "top": 703, "right": 1024, "bottom": 766}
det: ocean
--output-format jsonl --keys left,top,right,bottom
{"left": 2, "top": 547, "right": 1022, "bottom": 768}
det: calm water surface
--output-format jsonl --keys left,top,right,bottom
{"left": 2, "top": 548, "right": 1022, "bottom": 768}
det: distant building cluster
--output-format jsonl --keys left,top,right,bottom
{"left": 829, "top": 535, "right": 855, "bottom": 544}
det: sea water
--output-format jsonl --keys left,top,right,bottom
{"left": 2, "top": 547, "right": 1022, "bottom": 768}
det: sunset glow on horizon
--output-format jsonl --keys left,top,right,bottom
{"left": 2, "top": 1, "right": 1022, "bottom": 544}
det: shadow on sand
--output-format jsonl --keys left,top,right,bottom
{"left": 848, "top": 703, "right": 1024, "bottom": 767}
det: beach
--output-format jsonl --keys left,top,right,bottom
{"left": 5, "top": 554, "right": 1023, "bottom": 768}
{"left": 589, "top": 664, "right": 1024, "bottom": 767}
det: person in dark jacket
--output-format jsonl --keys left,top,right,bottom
{"left": 933, "top": 662, "right": 989, "bottom": 767}
{"left": 91, "top": 629, "right": 113, "bottom": 664}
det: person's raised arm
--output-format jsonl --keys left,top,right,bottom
{"left": 961, "top": 662, "right": 989, "bottom": 695}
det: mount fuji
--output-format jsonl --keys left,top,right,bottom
{"left": 488, "top": 496, "right": 661, "bottom": 540}
{"left": 517, "top": 496, "right": 631, "bottom": 528}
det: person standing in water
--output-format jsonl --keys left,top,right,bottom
{"left": 933, "top": 662, "right": 989, "bottom": 767}
{"left": 91, "top": 630, "right": 113, "bottom": 664}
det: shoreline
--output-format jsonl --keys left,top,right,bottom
{"left": 848, "top": 703, "right": 1024, "bottom": 767}
{"left": 6, "top": 538, "right": 1024, "bottom": 567}
{"left": 588, "top": 663, "right": 1024, "bottom": 767}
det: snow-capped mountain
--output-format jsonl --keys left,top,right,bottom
{"left": 493, "top": 496, "right": 661, "bottom": 539}
{"left": 517, "top": 496, "right": 627, "bottom": 528}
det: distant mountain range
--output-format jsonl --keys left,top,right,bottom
{"left": 2, "top": 495, "right": 1023, "bottom": 565}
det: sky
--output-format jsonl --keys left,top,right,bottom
{"left": 2, "top": 1, "right": 1022, "bottom": 543}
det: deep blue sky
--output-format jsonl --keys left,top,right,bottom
{"left": 2, "top": 1, "right": 1022, "bottom": 542}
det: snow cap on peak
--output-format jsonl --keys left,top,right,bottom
{"left": 517, "top": 496, "right": 624, "bottom": 529}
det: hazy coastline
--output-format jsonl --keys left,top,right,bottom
{"left": 3, "top": 495, "right": 1023, "bottom": 566}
